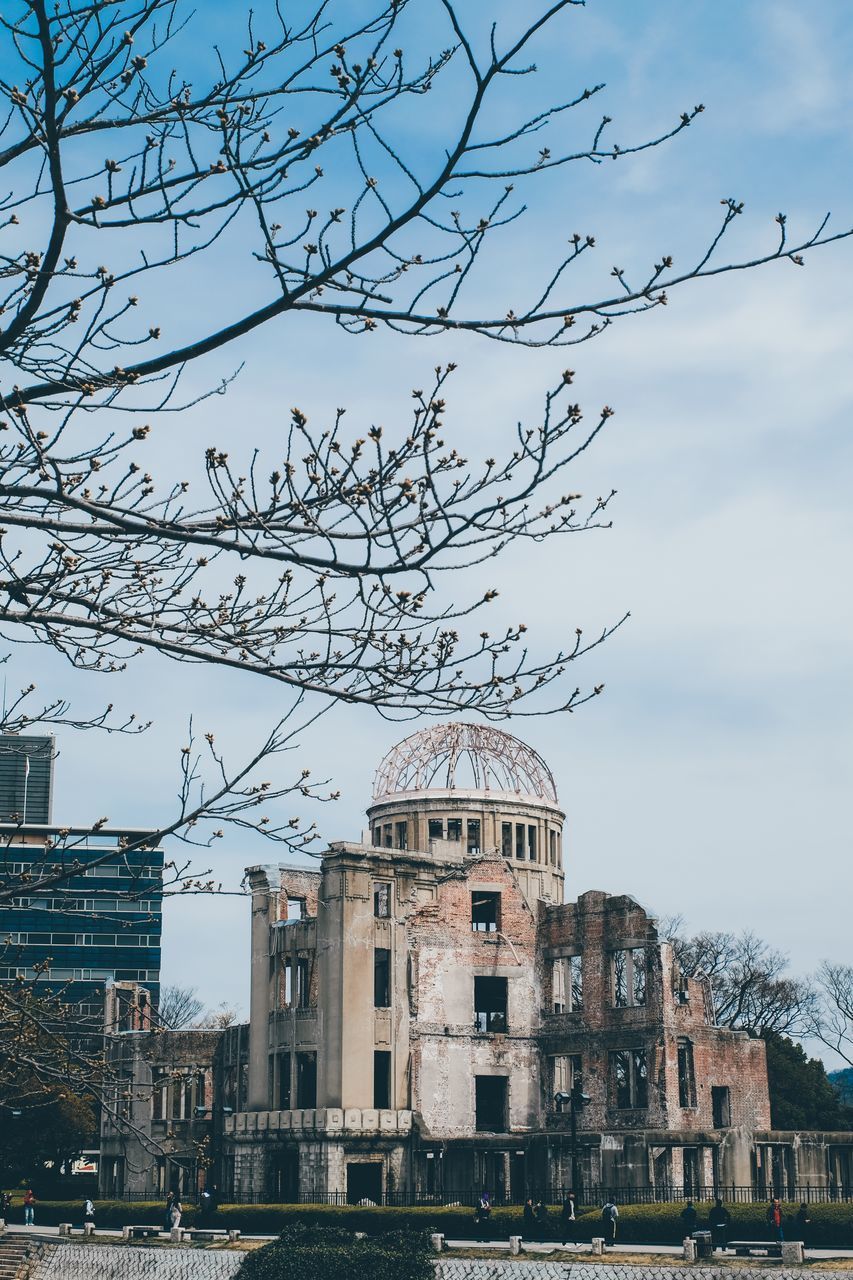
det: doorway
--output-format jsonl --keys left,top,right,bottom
{"left": 347, "top": 1162, "right": 383, "bottom": 1204}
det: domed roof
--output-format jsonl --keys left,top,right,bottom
{"left": 372, "top": 722, "right": 558, "bottom": 805}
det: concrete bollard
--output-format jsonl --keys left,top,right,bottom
{"left": 430, "top": 1233, "right": 444, "bottom": 1253}
{"left": 58, "top": 1223, "right": 72, "bottom": 1237}
{"left": 122, "top": 1226, "right": 132, "bottom": 1240}
{"left": 228, "top": 1229, "right": 241, "bottom": 1242}
{"left": 509, "top": 1236, "right": 521, "bottom": 1255}
{"left": 83, "top": 1223, "right": 95, "bottom": 1236}
{"left": 591, "top": 1237, "right": 604, "bottom": 1255}
{"left": 170, "top": 1227, "right": 183, "bottom": 1243}
{"left": 683, "top": 1238, "right": 696, "bottom": 1262}
{"left": 782, "top": 1241, "right": 804, "bottom": 1265}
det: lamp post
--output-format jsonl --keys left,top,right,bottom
{"left": 554, "top": 1084, "right": 590, "bottom": 1202}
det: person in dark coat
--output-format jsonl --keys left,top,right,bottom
{"left": 708, "top": 1198, "right": 732, "bottom": 1251}
{"left": 163, "top": 1190, "right": 175, "bottom": 1232}
{"left": 522, "top": 1198, "right": 536, "bottom": 1238}
{"left": 793, "top": 1203, "right": 811, "bottom": 1251}
{"left": 475, "top": 1190, "right": 491, "bottom": 1242}
{"left": 601, "top": 1198, "right": 618, "bottom": 1246}
{"left": 534, "top": 1198, "right": 548, "bottom": 1242}
{"left": 680, "top": 1200, "right": 698, "bottom": 1238}
{"left": 560, "top": 1192, "right": 577, "bottom": 1246}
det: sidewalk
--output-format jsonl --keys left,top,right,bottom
{"left": 5, "top": 1225, "right": 853, "bottom": 1260}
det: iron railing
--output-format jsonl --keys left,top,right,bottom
{"left": 107, "top": 1184, "right": 853, "bottom": 1207}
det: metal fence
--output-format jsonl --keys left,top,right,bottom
{"left": 110, "top": 1184, "right": 853, "bottom": 1208}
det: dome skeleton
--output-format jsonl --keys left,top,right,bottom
{"left": 372, "top": 722, "right": 558, "bottom": 805}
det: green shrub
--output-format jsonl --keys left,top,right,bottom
{"left": 593, "top": 1201, "right": 853, "bottom": 1248}
{"left": 236, "top": 1224, "right": 433, "bottom": 1280}
{"left": 1, "top": 1198, "right": 196, "bottom": 1228}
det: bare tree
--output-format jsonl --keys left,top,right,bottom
{"left": 809, "top": 962, "right": 853, "bottom": 1067}
{"left": 155, "top": 983, "right": 204, "bottom": 1030}
{"left": 0, "top": 0, "right": 848, "bottom": 1028}
{"left": 664, "top": 923, "right": 817, "bottom": 1036}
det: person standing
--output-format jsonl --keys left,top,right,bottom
{"left": 601, "top": 1197, "right": 618, "bottom": 1247}
{"left": 793, "top": 1203, "right": 811, "bottom": 1253}
{"left": 560, "top": 1192, "right": 577, "bottom": 1246}
{"left": 680, "top": 1200, "right": 698, "bottom": 1238}
{"left": 23, "top": 1189, "right": 35, "bottom": 1227}
{"left": 535, "top": 1197, "right": 548, "bottom": 1242}
{"left": 169, "top": 1195, "right": 183, "bottom": 1231}
{"left": 475, "top": 1190, "right": 491, "bottom": 1242}
{"left": 84, "top": 1198, "right": 95, "bottom": 1229}
{"left": 708, "top": 1198, "right": 731, "bottom": 1251}
{"left": 766, "top": 1197, "right": 784, "bottom": 1242}
{"left": 163, "top": 1190, "right": 174, "bottom": 1232}
{"left": 522, "top": 1197, "right": 536, "bottom": 1238}
{"left": 1, "top": 1191, "right": 12, "bottom": 1224}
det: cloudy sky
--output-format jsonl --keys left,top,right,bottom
{"left": 12, "top": 0, "right": 853, "bottom": 1051}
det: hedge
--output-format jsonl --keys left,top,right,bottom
{"left": 236, "top": 1224, "right": 433, "bottom": 1280}
{"left": 4, "top": 1198, "right": 852, "bottom": 1246}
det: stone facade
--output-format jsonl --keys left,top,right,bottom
{"left": 102, "top": 725, "right": 853, "bottom": 1203}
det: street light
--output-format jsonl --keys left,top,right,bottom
{"left": 554, "top": 1085, "right": 590, "bottom": 1201}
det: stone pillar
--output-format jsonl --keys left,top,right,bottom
{"left": 782, "top": 1242, "right": 804, "bottom": 1265}
{"left": 683, "top": 1238, "right": 696, "bottom": 1262}
{"left": 591, "top": 1238, "right": 604, "bottom": 1255}
{"left": 246, "top": 866, "right": 281, "bottom": 1110}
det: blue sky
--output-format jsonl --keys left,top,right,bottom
{"left": 7, "top": 0, "right": 852, "bottom": 1050}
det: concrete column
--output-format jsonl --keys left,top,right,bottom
{"left": 247, "top": 866, "right": 280, "bottom": 1110}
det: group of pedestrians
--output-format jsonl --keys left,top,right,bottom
{"left": 679, "top": 1195, "right": 813, "bottom": 1251}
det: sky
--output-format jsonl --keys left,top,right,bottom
{"left": 5, "top": 0, "right": 852, "bottom": 1056}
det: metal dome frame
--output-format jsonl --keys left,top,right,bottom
{"left": 372, "top": 722, "right": 558, "bottom": 805}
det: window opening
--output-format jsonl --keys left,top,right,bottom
{"left": 527, "top": 825, "right": 537, "bottom": 860}
{"left": 610, "top": 1049, "right": 648, "bottom": 1108}
{"left": 446, "top": 818, "right": 462, "bottom": 842}
{"left": 612, "top": 948, "right": 647, "bottom": 1007}
{"left": 374, "top": 1050, "right": 391, "bottom": 1109}
{"left": 471, "top": 891, "right": 500, "bottom": 933}
{"left": 383, "top": 824, "right": 393, "bottom": 848}
{"left": 285, "top": 898, "right": 304, "bottom": 922}
{"left": 278, "top": 1052, "right": 292, "bottom": 1109}
{"left": 501, "top": 823, "right": 512, "bottom": 857}
{"left": 515, "top": 825, "right": 525, "bottom": 859}
{"left": 395, "top": 821, "right": 408, "bottom": 850}
{"left": 373, "top": 883, "right": 391, "bottom": 919}
{"left": 374, "top": 947, "right": 391, "bottom": 1008}
{"left": 467, "top": 819, "right": 481, "bottom": 855}
{"left": 712, "top": 1085, "right": 731, "bottom": 1128}
{"left": 428, "top": 818, "right": 443, "bottom": 842}
{"left": 296, "top": 1052, "right": 317, "bottom": 1108}
{"left": 552, "top": 1054, "right": 583, "bottom": 1105}
{"left": 474, "top": 975, "right": 508, "bottom": 1033}
{"left": 678, "top": 1038, "right": 697, "bottom": 1108}
{"left": 475, "top": 1076, "right": 507, "bottom": 1132}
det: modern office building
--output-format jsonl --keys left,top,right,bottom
{"left": 0, "top": 737, "right": 163, "bottom": 1014}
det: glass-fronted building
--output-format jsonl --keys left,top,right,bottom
{"left": 0, "top": 825, "right": 163, "bottom": 1014}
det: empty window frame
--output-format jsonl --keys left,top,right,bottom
{"left": 374, "top": 947, "right": 391, "bottom": 1008}
{"left": 471, "top": 891, "right": 501, "bottom": 933}
{"left": 515, "top": 824, "right": 525, "bottom": 860}
{"left": 374, "top": 1050, "right": 391, "bottom": 1110}
{"left": 395, "top": 821, "right": 408, "bottom": 850}
{"left": 551, "top": 954, "right": 583, "bottom": 1013}
{"left": 475, "top": 1075, "right": 507, "bottom": 1132}
{"left": 677, "top": 1038, "right": 697, "bottom": 1108}
{"left": 428, "top": 818, "right": 443, "bottom": 842}
{"left": 610, "top": 1049, "right": 648, "bottom": 1109}
{"left": 278, "top": 1051, "right": 292, "bottom": 1110}
{"left": 373, "top": 882, "right": 391, "bottom": 919}
{"left": 527, "top": 825, "right": 537, "bottom": 860}
{"left": 711, "top": 1085, "right": 731, "bottom": 1128}
{"left": 296, "top": 957, "right": 310, "bottom": 1008}
{"left": 612, "top": 947, "right": 647, "bottom": 1007}
{"left": 474, "top": 975, "right": 508, "bottom": 1033}
{"left": 372, "top": 827, "right": 382, "bottom": 847}
{"left": 446, "top": 818, "right": 462, "bottom": 842}
{"left": 501, "top": 822, "right": 512, "bottom": 858}
{"left": 549, "top": 829, "right": 557, "bottom": 865}
{"left": 285, "top": 897, "right": 304, "bottom": 922}
{"left": 552, "top": 1053, "right": 583, "bottom": 1105}
{"left": 151, "top": 1070, "right": 169, "bottom": 1120}
{"left": 467, "top": 819, "right": 481, "bottom": 855}
{"left": 383, "top": 824, "right": 393, "bottom": 848}
{"left": 296, "top": 1052, "right": 317, "bottom": 1108}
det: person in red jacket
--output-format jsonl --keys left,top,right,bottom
{"left": 23, "top": 1189, "right": 35, "bottom": 1227}
{"left": 766, "top": 1197, "right": 784, "bottom": 1242}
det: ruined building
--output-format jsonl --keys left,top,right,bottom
{"left": 99, "top": 723, "right": 852, "bottom": 1202}
{"left": 221, "top": 723, "right": 852, "bottom": 1202}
